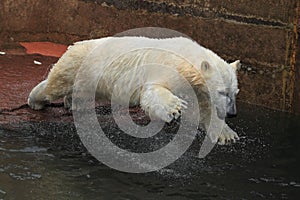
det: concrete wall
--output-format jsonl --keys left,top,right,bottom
{"left": 0, "top": 0, "right": 299, "bottom": 113}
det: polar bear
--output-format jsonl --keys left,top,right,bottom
{"left": 28, "top": 36, "right": 240, "bottom": 145}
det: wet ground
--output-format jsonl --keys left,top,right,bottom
{"left": 1, "top": 51, "right": 300, "bottom": 199}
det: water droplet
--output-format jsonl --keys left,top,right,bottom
{"left": 289, "top": 181, "right": 296, "bottom": 185}
{"left": 272, "top": 74, "right": 276, "bottom": 79}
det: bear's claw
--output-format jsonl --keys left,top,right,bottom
{"left": 63, "top": 95, "right": 72, "bottom": 109}
{"left": 162, "top": 96, "right": 187, "bottom": 122}
{"left": 218, "top": 128, "right": 239, "bottom": 145}
{"left": 141, "top": 85, "right": 188, "bottom": 123}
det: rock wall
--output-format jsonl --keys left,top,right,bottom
{"left": 0, "top": 0, "right": 299, "bottom": 113}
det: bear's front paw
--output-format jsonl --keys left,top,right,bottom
{"left": 218, "top": 127, "right": 239, "bottom": 145}
{"left": 151, "top": 96, "right": 187, "bottom": 123}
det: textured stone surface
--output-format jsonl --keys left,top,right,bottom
{"left": 82, "top": 0, "right": 294, "bottom": 25}
{"left": 1, "top": 1, "right": 288, "bottom": 64}
{"left": 0, "top": 0, "right": 49, "bottom": 33}
{"left": 293, "top": 34, "right": 300, "bottom": 113}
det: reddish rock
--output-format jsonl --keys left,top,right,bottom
{"left": 20, "top": 42, "right": 68, "bottom": 58}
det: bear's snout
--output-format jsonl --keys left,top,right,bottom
{"left": 226, "top": 106, "right": 237, "bottom": 118}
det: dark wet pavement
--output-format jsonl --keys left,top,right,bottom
{"left": 1, "top": 103, "right": 300, "bottom": 199}
{"left": 0, "top": 53, "right": 300, "bottom": 199}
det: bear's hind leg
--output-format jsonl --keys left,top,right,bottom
{"left": 28, "top": 80, "right": 49, "bottom": 110}
{"left": 140, "top": 84, "right": 187, "bottom": 123}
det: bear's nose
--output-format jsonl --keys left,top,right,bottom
{"left": 226, "top": 113, "right": 237, "bottom": 118}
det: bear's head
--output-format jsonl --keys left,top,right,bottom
{"left": 198, "top": 60, "right": 240, "bottom": 119}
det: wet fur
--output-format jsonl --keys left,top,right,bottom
{"left": 28, "top": 37, "right": 240, "bottom": 144}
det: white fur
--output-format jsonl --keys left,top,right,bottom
{"left": 28, "top": 36, "right": 240, "bottom": 144}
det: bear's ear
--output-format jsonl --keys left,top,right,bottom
{"left": 230, "top": 60, "right": 241, "bottom": 70}
{"left": 201, "top": 61, "right": 211, "bottom": 73}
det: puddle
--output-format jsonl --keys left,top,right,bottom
{"left": 0, "top": 103, "right": 300, "bottom": 199}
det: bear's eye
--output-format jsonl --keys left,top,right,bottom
{"left": 218, "top": 91, "right": 228, "bottom": 96}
